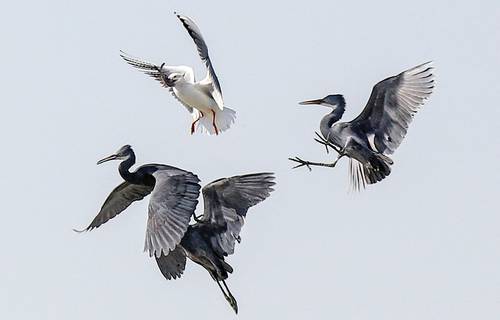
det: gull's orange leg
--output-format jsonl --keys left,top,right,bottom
{"left": 211, "top": 109, "right": 219, "bottom": 135}
{"left": 190, "top": 111, "right": 204, "bottom": 135}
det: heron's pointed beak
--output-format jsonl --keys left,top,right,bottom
{"left": 97, "top": 154, "right": 118, "bottom": 165}
{"left": 299, "top": 99, "right": 324, "bottom": 106}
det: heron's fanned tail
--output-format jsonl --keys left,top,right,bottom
{"left": 194, "top": 107, "right": 236, "bottom": 135}
{"left": 349, "top": 154, "right": 393, "bottom": 191}
{"left": 155, "top": 246, "right": 187, "bottom": 280}
{"left": 349, "top": 159, "right": 367, "bottom": 191}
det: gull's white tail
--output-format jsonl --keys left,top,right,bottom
{"left": 193, "top": 107, "right": 236, "bottom": 135}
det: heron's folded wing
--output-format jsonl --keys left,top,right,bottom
{"left": 200, "top": 173, "right": 275, "bottom": 256}
{"left": 176, "top": 13, "right": 224, "bottom": 110}
{"left": 145, "top": 168, "right": 200, "bottom": 258}
{"left": 349, "top": 62, "right": 435, "bottom": 155}
{"left": 155, "top": 245, "right": 187, "bottom": 280}
{"left": 75, "top": 182, "right": 153, "bottom": 232}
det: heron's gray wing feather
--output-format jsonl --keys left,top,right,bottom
{"left": 155, "top": 245, "right": 187, "bottom": 280}
{"left": 201, "top": 173, "right": 275, "bottom": 255}
{"left": 145, "top": 168, "right": 200, "bottom": 258}
{"left": 350, "top": 62, "right": 435, "bottom": 155}
{"left": 77, "top": 182, "right": 153, "bottom": 232}
{"left": 176, "top": 13, "right": 224, "bottom": 109}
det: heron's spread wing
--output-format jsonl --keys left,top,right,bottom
{"left": 155, "top": 245, "right": 187, "bottom": 280}
{"left": 350, "top": 62, "right": 435, "bottom": 155}
{"left": 200, "top": 173, "right": 275, "bottom": 256}
{"left": 75, "top": 182, "right": 153, "bottom": 232}
{"left": 145, "top": 168, "right": 200, "bottom": 258}
{"left": 176, "top": 13, "right": 224, "bottom": 110}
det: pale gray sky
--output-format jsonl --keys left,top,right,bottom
{"left": 1, "top": 0, "right": 500, "bottom": 319}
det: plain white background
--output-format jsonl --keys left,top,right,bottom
{"left": 1, "top": 0, "right": 499, "bottom": 319}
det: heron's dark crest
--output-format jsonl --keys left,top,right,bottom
{"left": 116, "top": 144, "right": 132, "bottom": 156}
{"left": 321, "top": 94, "right": 346, "bottom": 110}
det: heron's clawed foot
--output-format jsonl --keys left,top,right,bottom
{"left": 314, "top": 131, "right": 342, "bottom": 155}
{"left": 314, "top": 132, "right": 332, "bottom": 154}
{"left": 288, "top": 157, "right": 313, "bottom": 171}
{"left": 225, "top": 294, "right": 238, "bottom": 314}
{"left": 218, "top": 280, "right": 239, "bottom": 314}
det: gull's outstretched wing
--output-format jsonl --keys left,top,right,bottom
{"left": 144, "top": 167, "right": 201, "bottom": 258}
{"left": 74, "top": 182, "right": 153, "bottom": 232}
{"left": 120, "top": 51, "right": 167, "bottom": 86}
{"left": 120, "top": 51, "right": 194, "bottom": 113}
{"left": 349, "top": 62, "right": 435, "bottom": 155}
{"left": 155, "top": 245, "right": 187, "bottom": 280}
{"left": 175, "top": 13, "right": 224, "bottom": 110}
{"left": 199, "top": 173, "right": 275, "bottom": 256}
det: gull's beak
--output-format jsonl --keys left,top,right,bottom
{"left": 97, "top": 154, "right": 118, "bottom": 165}
{"left": 299, "top": 99, "right": 324, "bottom": 106}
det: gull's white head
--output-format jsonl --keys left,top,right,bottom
{"left": 162, "top": 65, "right": 194, "bottom": 84}
{"left": 168, "top": 73, "right": 184, "bottom": 82}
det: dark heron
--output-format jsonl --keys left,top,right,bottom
{"left": 75, "top": 145, "right": 275, "bottom": 314}
{"left": 289, "top": 62, "right": 435, "bottom": 189}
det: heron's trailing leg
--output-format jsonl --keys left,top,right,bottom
{"left": 211, "top": 110, "right": 219, "bottom": 135}
{"left": 222, "top": 280, "right": 238, "bottom": 314}
{"left": 191, "top": 111, "right": 204, "bottom": 135}
{"left": 288, "top": 155, "right": 344, "bottom": 171}
{"left": 289, "top": 132, "right": 345, "bottom": 171}
{"left": 217, "top": 280, "right": 238, "bottom": 314}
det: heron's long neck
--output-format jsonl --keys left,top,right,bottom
{"left": 320, "top": 107, "right": 345, "bottom": 138}
{"left": 118, "top": 153, "right": 140, "bottom": 183}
